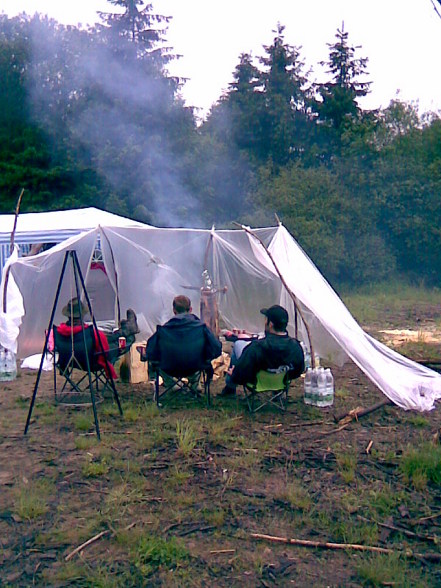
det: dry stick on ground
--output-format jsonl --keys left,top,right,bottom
{"left": 413, "top": 511, "right": 441, "bottom": 523}
{"left": 334, "top": 399, "right": 393, "bottom": 425}
{"left": 65, "top": 530, "right": 110, "bottom": 561}
{"left": 64, "top": 521, "right": 137, "bottom": 561}
{"left": 357, "top": 515, "right": 438, "bottom": 544}
{"left": 250, "top": 532, "right": 441, "bottom": 562}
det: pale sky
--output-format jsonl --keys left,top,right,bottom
{"left": 1, "top": 0, "right": 441, "bottom": 119}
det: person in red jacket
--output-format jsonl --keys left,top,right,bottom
{"left": 57, "top": 297, "right": 139, "bottom": 380}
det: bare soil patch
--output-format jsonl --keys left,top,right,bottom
{"left": 1, "top": 311, "right": 441, "bottom": 587}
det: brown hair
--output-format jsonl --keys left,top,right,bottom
{"left": 173, "top": 295, "right": 191, "bottom": 314}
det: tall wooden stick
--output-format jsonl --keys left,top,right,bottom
{"left": 2, "top": 188, "right": 25, "bottom": 314}
{"left": 233, "top": 221, "right": 316, "bottom": 366}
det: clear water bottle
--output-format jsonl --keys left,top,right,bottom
{"left": 317, "top": 367, "right": 327, "bottom": 407}
{"left": 303, "top": 368, "right": 313, "bottom": 405}
{"left": 0, "top": 348, "right": 17, "bottom": 381}
{"left": 322, "top": 368, "right": 334, "bottom": 407}
{"left": 310, "top": 368, "right": 319, "bottom": 406}
{"left": 301, "top": 342, "right": 311, "bottom": 370}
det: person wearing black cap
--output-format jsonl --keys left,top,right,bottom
{"left": 219, "top": 304, "right": 304, "bottom": 396}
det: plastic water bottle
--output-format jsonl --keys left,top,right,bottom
{"left": 323, "top": 368, "right": 334, "bottom": 407}
{"left": 0, "top": 348, "right": 17, "bottom": 381}
{"left": 310, "top": 368, "right": 319, "bottom": 406}
{"left": 317, "top": 367, "right": 327, "bottom": 407}
{"left": 303, "top": 368, "right": 313, "bottom": 404}
{"left": 301, "top": 342, "right": 311, "bottom": 370}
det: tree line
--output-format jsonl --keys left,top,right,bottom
{"left": 0, "top": 2, "right": 440, "bottom": 288}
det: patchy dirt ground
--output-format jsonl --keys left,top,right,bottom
{"left": 1, "top": 313, "right": 441, "bottom": 587}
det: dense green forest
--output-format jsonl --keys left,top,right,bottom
{"left": 0, "top": 2, "right": 440, "bottom": 287}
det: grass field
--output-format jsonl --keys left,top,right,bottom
{"left": 0, "top": 286, "right": 440, "bottom": 587}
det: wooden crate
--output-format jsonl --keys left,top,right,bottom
{"left": 119, "top": 342, "right": 148, "bottom": 384}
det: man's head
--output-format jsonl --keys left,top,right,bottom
{"left": 173, "top": 295, "right": 192, "bottom": 315}
{"left": 61, "top": 297, "right": 89, "bottom": 323}
{"left": 260, "top": 305, "right": 289, "bottom": 333}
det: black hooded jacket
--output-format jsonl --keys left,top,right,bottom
{"left": 146, "top": 313, "right": 222, "bottom": 376}
{"left": 231, "top": 332, "right": 304, "bottom": 385}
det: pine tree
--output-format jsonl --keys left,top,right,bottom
{"left": 98, "top": 0, "right": 174, "bottom": 73}
{"left": 315, "top": 24, "right": 371, "bottom": 133}
{"left": 258, "top": 23, "right": 312, "bottom": 165}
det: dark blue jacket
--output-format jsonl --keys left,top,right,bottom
{"left": 146, "top": 313, "right": 222, "bottom": 377}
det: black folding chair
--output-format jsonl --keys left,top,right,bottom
{"left": 243, "top": 366, "right": 292, "bottom": 413}
{"left": 53, "top": 325, "right": 116, "bottom": 402}
{"left": 144, "top": 324, "right": 213, "bottom": 408}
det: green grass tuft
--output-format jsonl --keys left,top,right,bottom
{"left": 400, "top": 443, "right": 441, "bottom": 489}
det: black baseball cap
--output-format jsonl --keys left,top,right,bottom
{"left": 260, "top": 305, "right": 289, "bottom": 330}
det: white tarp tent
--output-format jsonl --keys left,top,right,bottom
{"left": 1, "top": 209, "right": 441, "bottom": 412}
{"left": 0, "top": 207, "right": 147, "bottom": 270}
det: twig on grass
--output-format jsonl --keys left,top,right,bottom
{"left": 178, "top": 525, "right": 215, "bottom": 537}
{"left": 311, "top": 423, "right": 350, "bottom": 440}
{"left": 357, "top": 515, "right": 438, "bottom": 543}
{"left": 250, "top": 532, "right": 441, "bottom": 562}
{"left": 64, "top": 521, "right": 138, "bottom": 561}
{"left": 65, "top": 530, "right": 110, "bottom": 561}
{"left": 334, "top": 399, "right": 393, "bottom": 425}
{"left": 289, "top": 420, "right": 324, "bottom": 428}
{"left": 412, "top": 511, "right": 441, "bottom": 523}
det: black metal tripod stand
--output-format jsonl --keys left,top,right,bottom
{"left": 24, "top": 250, "right": 123, "bottom": 439}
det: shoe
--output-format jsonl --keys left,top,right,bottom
{"left": 126, "top": 309, "right": 140, "bottom": 334}
{"left": 219, "top": 385, "right": 236, "bottom": 397}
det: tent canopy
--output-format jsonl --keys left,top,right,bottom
{"left": 1, "top": 210, "right": 441, "bottom": 412}
{"left": 0, "top": 207, "right": 148, "bottom": 270}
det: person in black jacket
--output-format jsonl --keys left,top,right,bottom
{"left": 146, "top": 295, "right": 222, "bottom": 392}
{"left": 220, "top": 305, "right": 304, "bottom": 396}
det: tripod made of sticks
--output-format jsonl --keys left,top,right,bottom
{"left": 24, "top": 250, "right": 123, "bottom": 439}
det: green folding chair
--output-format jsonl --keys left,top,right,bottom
{"left": 243, "top": 367, "right": 291, "bottom": 413}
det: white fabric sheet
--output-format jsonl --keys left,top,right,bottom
{"left": 1, "top": 221, "right": 440, "bottom": 412}
{"left": 0, "top": 247, "right": 24, "bottom": 353}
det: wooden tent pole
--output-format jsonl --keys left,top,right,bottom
{"left": 233, "top": 221, "right": 316, "bottom": 367}
{"left": 2, "top": 189, "right": 25, "bottom": 314}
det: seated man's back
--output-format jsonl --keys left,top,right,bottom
{"left": 146, "top": 295, "right": 222, "bottom": 386}
{"left": 232, "top": 331, "right": 304, "bottom": 385}
{"left": 222, "top": 305, "right": 305, "bottom": 396}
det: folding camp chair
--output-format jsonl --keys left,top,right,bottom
{"left": 53, "top": 325, "right": 116, "bottom": 403}
{"left": 243, "top": 366, "right": 292, "bottom": 413}
{"left": 151, "top": 365, "right": 212, "bottom": 408}
{"left": 145, "top": 324, "right": 213, "bottom": 407}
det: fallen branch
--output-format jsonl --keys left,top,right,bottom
{"left": 413, "top": 511, "right": 441, "bottom": 523}
{"left": 65, "top": 530, "right": 110, "bottom": 561}
{"left": 178, "top": 525, "right": 215, "bottom": 537}
{"left": 357, "top": 515, "right": 438, "bottom": 543}
{"left": 210, "top": 549, "right": 236, "bottom": 554}
{"left": 314, "top": 423, "right": 350, "bottom": 437}
{"left": 64, "top": 521, "right": 137, "bottom": 561}
{"left": 334, "top": 399, "right": 393, "bottom": 425}
{"left": 250, "top": 532, "right": 441, "bottom": 561}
